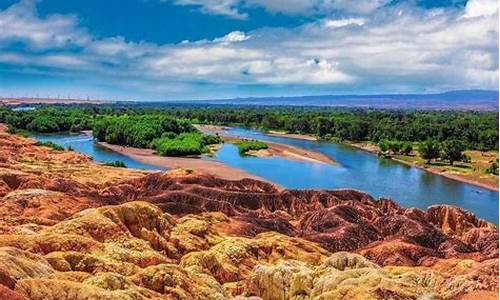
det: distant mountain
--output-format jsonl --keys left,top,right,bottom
{"left": 175, "top": 90, "right": 498, "bottom": 111}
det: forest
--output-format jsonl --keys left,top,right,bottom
{"left": 0, "top": 105, "right": 498, "bottom": 153}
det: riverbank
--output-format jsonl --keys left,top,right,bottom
{"left": 349, "top": 141, "right": 499, "bottom": 192}
{"left": 196, "top": 125, "right": 499, "bottom": 191}
{"left": 195, "top": 125, "right": 334, "bottom": 165}
{"left": 98, "top": 142, "right": 277, "bottom": 185}
{"left": 266, "top": 130, "right": 318, "bottom": 141}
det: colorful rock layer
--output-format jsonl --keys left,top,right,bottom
{"left": 0, "top": 125, "right": 497, "bottom": 300}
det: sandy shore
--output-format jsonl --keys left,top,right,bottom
{"left": 98, "top": 142, "right": 276, "bottom": 185}
{"left": 195, "top": 125, "right": 334, "bottom": 165}
{"left": 348, "top": 142, "right": 499, "bottom": 192}
{"left": 393, "top": 158, "right": 499, "bottom": 192}
{"left": 224, "top": 136, "right": 335, "bottom": 165}
{"left": 266, "top": 130, "right": 318, "bottom": 141}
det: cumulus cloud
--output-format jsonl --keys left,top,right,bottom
{"left": 213, "top": 31, "right": 250, "bottom": 44}
{"left": 0, "top": 0, "right": 498, "bottom": 99}
{"left": 0, "top": 0, "right": 89, "bottom": 48}
{"left": 462, "top": 0, "right": 498, "bottom": 18}
{"left": 324, "top": 18, "right": 366, "bottom": 28}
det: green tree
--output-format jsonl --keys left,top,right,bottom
{"left": 418, "top": 139, "right": 441, "bottom": 164}
{"left": 378, "top": 140, "right": 390, "bottom": 152}
{"left": 440, "top": 139, "right": 466, "bottom": 165}
{"left": 401, "top": 142, "right": 413, "bottom": 155}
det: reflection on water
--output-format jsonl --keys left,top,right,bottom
{"left": 31, "top": 129, "right": 498, "bottom": 223}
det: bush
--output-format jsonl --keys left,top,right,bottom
{"left": 35, "top": 141, "right": 65, "bottom": 151}
{"left": 235, "top": 140, "right": 268, "bottom": 155}
{"left": 152, "top": 132, "right": 221, "bottom": 157}
{"left": 6, "top": 126, "right": 29, "bottom": 137}
{"left": 104, "top": 160, "right": 127, "bottom": 168}
{"left": 487, "top": 159, "right": 499, "bottom": 175}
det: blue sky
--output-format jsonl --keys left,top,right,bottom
{"left": 0, "top": 0, "right": 498, "bottom": 100}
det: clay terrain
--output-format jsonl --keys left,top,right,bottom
{"left": 0, "top": 124, "right": 498, "bottom": 300}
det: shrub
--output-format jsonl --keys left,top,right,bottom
{"left": 35, "top": 141, "right": 65, "bottom": 151}
{"left": 235, "top": 140, "right": 268, "bottom": 155}
{"left": 104, "top": 160, "right": 127, "bottom": 168}
{"left": 152, "top": 132, "right": 221, "bottom": 157}
{"left": 486, "top": 159, "right": 499, "bottom": 175}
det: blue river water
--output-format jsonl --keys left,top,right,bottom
{"left": 31, "top": 129, "right": 499, "bottom": 223}
{"left": 33, "top": 133, "right": 163, "bottom": 171}
{"left": 209, "top": 127, "right": 499, "bottom": 223}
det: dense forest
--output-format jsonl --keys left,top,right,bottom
{"left": 158, "top": 106, "right": 498, "bottom": 151}
{"left": 92, "top": 114, "right": 195, "bottom": 148}
{"left": 0, "top": 104, "right": 498, "bottom": 153}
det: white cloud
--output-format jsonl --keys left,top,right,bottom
{"left": 462, "top": 0, "right": 498, "bottom": 18}
{"left": 213, "top": 31, "right": 250, "bottom": 44}
{"left": 324, "top": 18, "right": 365, "bottom": 28}
{"left": 0, "top": 0, "right": 89, "bottom": 49}
{"left": 256, "top": 58, "right": 354, "bottom": 84}
{"left": 0, "top": 0, "right": 498, "bottom": 99}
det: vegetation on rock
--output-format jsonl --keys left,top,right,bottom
{"left": 103, "top": 160, "right": 127, "bottom": 168}
{"left": 0, "top": 128, "right": 497, "bottom": 300}
{"left": 34, "top": 141, "right": 65, "bottom": 151}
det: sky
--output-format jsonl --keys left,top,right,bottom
{"left": 0, "top": 0, "right": 498, "bottom": 100}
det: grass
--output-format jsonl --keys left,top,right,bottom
{"left": 235, "top": 139, "right": 268, "bottom": 155}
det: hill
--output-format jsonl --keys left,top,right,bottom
{"left": 0, "top": 124, "right": 497, "bottom": 299}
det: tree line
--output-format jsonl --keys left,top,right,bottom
{"left": 155, "top": 105, "right": 497, "bottom": 151}
{"left": 0, "top": 105, "right": 497, "bottom": 152}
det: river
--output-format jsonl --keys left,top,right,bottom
{"left": 31, "top": 128, "right": 499, "bottom": 223}
{"left": 33, "top": 133, "right": 163, "bottom": 171}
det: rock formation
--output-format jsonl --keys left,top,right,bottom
{"left": 0, "top": 126, "right": 497, "bottom": 299}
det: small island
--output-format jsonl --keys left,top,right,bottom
{"left": 235, "top": 139, "right": 269, "bottom": 155}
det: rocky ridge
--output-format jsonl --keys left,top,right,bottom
{"left": 0, "top": 126, "right": 497, "bottom": 299}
